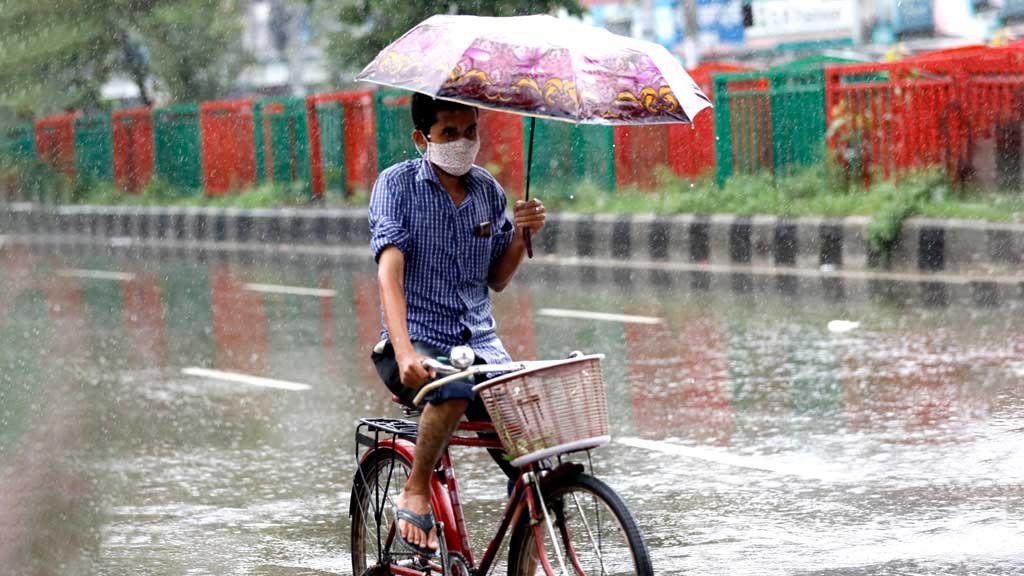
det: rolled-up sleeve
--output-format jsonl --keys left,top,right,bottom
{"left": 368, "top": 171, "right": 411, "bottom": 262}
{"left": 490, "top": 181, "right": 515, "bottom": 266}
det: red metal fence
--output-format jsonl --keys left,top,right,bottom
{"left": 477, "top": 109, "right": 525, "bottom": 198}
{"left": 34, "top": 114, "right": 77, "bottom": 177}
{"left": 112, "top": 108, "right": 154, "bottom": 193}
{"left": 200, "top": 99, "right": 256, "bottom": 194}
{"left": 825, "top": 47, "right": 1024, "bottom": 186}
{"left": 826, "top": 63, "right": 960, "bottom": 184}
{"left": 307, "top": 90, "right": 378, "bottom": 198}
{"left": 614, "top": 125, "right": 669, "bottom": 190}
{"left": 611, "top": 63, "right": 753, "bottom": 190}
{"left": 669, "top": 62, "right": 752, "bottom": 180}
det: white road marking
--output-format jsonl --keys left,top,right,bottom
{"left": 827, "top": 320, "right": 861, "bottom": 333}
{"left": 537, "top": 308, "right": 663, "bottom": 325}
{"left": 618, "top": 437, "right": 843, "bottom": 481}
{"left": 181, "top": 367, "right": 312, "bottom": 391}
{"left": 242, "top": 283, "right": 337, "bottom": 298}
{"left": 57, "top": 268, "right": 136, "bottom": 282}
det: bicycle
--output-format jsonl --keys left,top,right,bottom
{"left": 349, "top": 349, "right": 654, "bottom": 575}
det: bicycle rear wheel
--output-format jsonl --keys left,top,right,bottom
{"left": 507, "top": 472, "right": 653, "bottom": 576}
{"left": 350, "top": 448, "right": 411, "bottom": 574}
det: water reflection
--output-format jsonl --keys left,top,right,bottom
{"left": 1, "top": 244, "right": 1022, "bottom": 574}
{"left": 625, "top": 309, "right": 733, "bottom": 444}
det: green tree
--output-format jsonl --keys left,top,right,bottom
{"left": 0, "top": 0, "right": 247, "bottom": 118}
{"left": 139, "top": 0, "right": 249, "bottom": 103}
{"left": 327, "top": 0, "right": 584, "bottom": 82}
{"left": 0, "top": 0, "right": 126, "bottom": 116}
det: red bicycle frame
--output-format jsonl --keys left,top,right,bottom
{"left": 357, "top": 420, "right": 567, "bottom": 576}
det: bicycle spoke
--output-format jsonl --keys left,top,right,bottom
{"left": 536, "top": 483, "right": 569, "bottom": 575}
{"left": 352, "top": 450, "right": 413, "bottom": 575}
{"left": 568, "top": 492, "right": 609, "bottom": 575}
{"left": 509, "top": 473, "right": 651, "bottom": 576}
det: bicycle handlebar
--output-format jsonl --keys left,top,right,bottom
{"left": 410, "top": 356, "right": 589, "bottom": 406}
{"left": 411, "top": 361, "right": 532, "bottom": 406}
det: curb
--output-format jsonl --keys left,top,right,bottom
{"left": 1, "top": 203, "right": 1021, "bottom": 277}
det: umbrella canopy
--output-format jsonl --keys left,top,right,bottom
{"left": 356, "top": 14, "right": 712, "bottom": 126}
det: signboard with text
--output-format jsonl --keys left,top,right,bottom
{"left": 745, "top": 0, "right": 855, "bottom": 43}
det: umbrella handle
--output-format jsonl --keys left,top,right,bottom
{"left": 523, "top": 117, "right": 536, "bottom": 259}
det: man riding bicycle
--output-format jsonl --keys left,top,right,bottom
{"left": 368, "top": 93, "right": 546, "bottom": 556}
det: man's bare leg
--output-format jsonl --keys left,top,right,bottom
{"left": 396, "top": 399, "right": 468, "bottom": 552}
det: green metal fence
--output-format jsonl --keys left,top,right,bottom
{"left": 313, "top": 99, "right": 346, "bottom": 195}
{"left": 253, "top": 97, "right": 311, "bottom": 192}
{"left": 74, "top": 114, "right": 114, "bottom": 183}
{"left": 714, "top": 56, "right": 863, "bottom": 184}
{"left": 375, "top": 90, "right": 419, "bottom": 171}
{"left": 2, "top": 123, "right": 35, "bottom": 162}
{"left": 528, "top": 119, "right": 615, "bottom": 197}
{"left": 154, "top": 104, "right": 203, "bottom": 192}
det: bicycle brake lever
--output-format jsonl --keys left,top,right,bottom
{"left": 422, "top": 358, "right": 459, "bottom": 376}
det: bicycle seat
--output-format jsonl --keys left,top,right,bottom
{"left": 391, "top": 394, "right": 422, "bottom": 418}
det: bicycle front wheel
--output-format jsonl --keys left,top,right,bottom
{"left": 507, "top": 472, "right": 653, "bottom": 576}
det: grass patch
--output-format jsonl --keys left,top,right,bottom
{"left": 1, "top": 158, "right": 72, "bottom": 204}
{"left": 537, "top": 164, "right": 1022, "bottom": 223}
{"left": 7, "top": 158, "right": 1021, "bottom": 223}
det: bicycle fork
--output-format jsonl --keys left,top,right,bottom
{"left": 524, "top": 471, "right": 570, "bottom": 576}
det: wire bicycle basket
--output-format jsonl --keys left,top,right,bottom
{"left": 473, "top": 354, "right": 609, "bottom": 467}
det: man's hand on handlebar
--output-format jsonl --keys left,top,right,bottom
{"left": 396, "top": 351, "right": 435, "bottom": 389}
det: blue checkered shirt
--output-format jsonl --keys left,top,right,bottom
{"left": 368, "top": 158, "right": 516, "bottom": 364}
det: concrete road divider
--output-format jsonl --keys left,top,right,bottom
{"left": 2, "top": 203, "right": 1021, "bottom": 278}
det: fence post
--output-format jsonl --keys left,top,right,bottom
{"left": 307, "top": 98, "right": 324, "bottom": 199}
{"left": 713, "top": 75, "right": 732, "bottom": 186}
{"left": 950, "top": 69, "right": 966, "bottom": 185}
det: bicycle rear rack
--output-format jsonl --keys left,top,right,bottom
{"left": 356, "top": 417, "right": 419, "bottom": 451}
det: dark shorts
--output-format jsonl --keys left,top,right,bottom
{"left": 371, "top": 340, "right": 486, "bottom": 410}
{"left": 370, "top": 340, "right": 517, "bottom": 482}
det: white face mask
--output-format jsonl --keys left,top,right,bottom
{"left": 421, "top": 137, "right": 480, "bottom": 177}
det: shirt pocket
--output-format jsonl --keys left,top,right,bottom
{"left": 463, "top": 203, "right": 494, "bottom": 281}
{"left": 466, "top": 221, "right": 494, "bottom": 281}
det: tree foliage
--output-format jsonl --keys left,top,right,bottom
{"left": 327, "top": 0, "right": 584, "bottom": 81}
{"left": 139, "top": 1, "right": 249, "bottom": 103}
{"left": 0, "top": 0, "right": 247, "bottom": 119}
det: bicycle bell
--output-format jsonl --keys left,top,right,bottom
{"left": 449, "top": 346, "right": 475, "bottom": 369}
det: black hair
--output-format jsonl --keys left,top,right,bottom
{"left": 411, "top": 92, "right": 476, "bottom": 135}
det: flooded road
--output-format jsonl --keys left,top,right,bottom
{"left": 1, "top": 243, "right": 1022, "bottom": 575}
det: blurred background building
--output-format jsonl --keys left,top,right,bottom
{"left": 582, "top": 0, "right": 1024, "bottom": 66}
{"left": 82, "top": 0, "right": 1024, "bottom": 107}
{"left": 238, "top": 0, "right": 329, "bottom": 96}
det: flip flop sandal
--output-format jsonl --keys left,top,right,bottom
{"left": 394, "top": 508, "right": 438, "bottom": 557}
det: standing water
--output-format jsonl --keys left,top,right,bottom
{"left": 1, "top": 243, "right": 1021, "bottom": 575}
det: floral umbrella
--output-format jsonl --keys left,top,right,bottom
{"left": 356, "top": 14, "right": 713, "bottom": 253}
